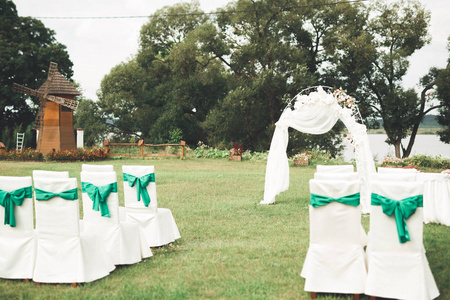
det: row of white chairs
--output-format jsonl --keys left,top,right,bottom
{"left": 0, "top": 164, "right": 180, "bottom": 285}
{"left": 301, "top": 165, "right": 439, "bottom": 300}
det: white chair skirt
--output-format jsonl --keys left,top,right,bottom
{"left": 301, "top": 202, "right": 367, "bottom": 293}
{"left": 126, "top": 207, "right": 180, "bottom": 247}
{"left": 122, "top": 165, "right": 180, "bottom": 247}
{"left": 0, "top": 176, "right": 36, "bottom": 279}
{"left": 33, "top": 178, "right": 115, "bottom": 283}
{"left": 80, "top": 171, "right": 152, "bottom": 265}
{"left": 302, "top": 179, "right": 367, "bottom": 294}
{"left": 365, "top": 181, "right": 439, "bottom": 300}
{"left": 365, "top": 207, "right": 439, "bottom": 300}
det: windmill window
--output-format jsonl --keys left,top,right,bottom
{"left": 61, "top": 106, "right": 72, "bottom": 112}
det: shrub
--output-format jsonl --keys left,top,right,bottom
{"left": 192, "top": 142, "right": 228, "bottom": 159}
{"left": 404, "top": 154, "right": 450, "bottom": 169}
{"left": 192, "top": 142, "right": 269, "bottom": 161}
{"left": 0, "top": 148, "right": 44, "bottom": 161}
{"left": 45, "top": 148, "right": 109, "bottom": 162}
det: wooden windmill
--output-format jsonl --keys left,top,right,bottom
{"left": 13, "top": 62, "right": 80, "bottom": 154}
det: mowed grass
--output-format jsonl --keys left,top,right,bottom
{"left": 0, "top": 159, "right": 448, "bottom": 300}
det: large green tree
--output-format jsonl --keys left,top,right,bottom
{"left": 203, "top": 0, "right": 359, "bottom": 152}
{"left": 327, "top": 0, "right": 436, "bottom": 158}
{"left": 0, "top": 0, "right": 73, "bottom": 149}
{"left": 99, "top": 1, "right": 228, "bottom": 145}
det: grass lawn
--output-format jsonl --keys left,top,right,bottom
{"left": 0, "top": 158, "right": 448, "bottom": 299}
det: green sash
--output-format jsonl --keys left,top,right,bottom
{"left": 371, "top": 193, "right": 423, "bottom": 243}
{"left": 82, "top": 182, "right": 117, "bottom": 217}
{"left": 123, "top": 172, "right": 155, "bottom": 207}
{"left": 310, "top": 192, "right": 360, "bottom": 208}
{"left": 35, "top": 188, "right": 78, "bottom": 201}
{"left": 0, "top": 186, "right": 32, "bottom": 227}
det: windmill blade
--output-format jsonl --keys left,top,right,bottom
{"left": 46, "top": 95, "right": 79, "bottom": 110}
{"left": 12, "top": 83, "right": 43, "bottom": 98}
{"left": 32, "top": 100, "right": 47, "bottom": 130}
{"left": 43, "top": 62, "right": 58, "bottom": 98}
{"left": 47, "top": 62, "right": 58, "bottom": 80}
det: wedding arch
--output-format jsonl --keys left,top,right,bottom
{"left": 261, "top": 86, "right": 376, "bottom": 213}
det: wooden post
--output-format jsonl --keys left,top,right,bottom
{"left": 138, "top": 139, "right": 144, "bottom": 157}
{"left": 0, "top": 142, "right": 5, "bottom": 155}
{"left": 104, "top": 140, "right": 110, "bottom": 154}
{"left": 181, "top": 140, "right": 186, "bottom": 158}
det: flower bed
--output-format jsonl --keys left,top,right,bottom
{"left": 46, "top": 148, "right": 109, "bottom": 162}
{"left": 0, "top": 148, "right": 44, "bottom": 161}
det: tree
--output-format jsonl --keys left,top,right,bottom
{"left": 73, "top": 98, "right": 108, "bottom": 147}
{"left": 203, "top": 0, "right": 356, "bottom": 151}
{"left": 434, "top": 38, "right": 450, "bottom": 143}
{"left": 0, "top": 0, "right": 73, "bottom": 149}
{"left": 99, "top": 1, "right": 228, "bottom": 145}
{"left": 327, "top": 0, "right": 432, "bottom": 158}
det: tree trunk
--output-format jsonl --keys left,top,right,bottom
{"left": 403, "top": 79, "right": 437, "bottom": 157}
{"left": 394, "top": 141, "right": 402, "bottom": 158}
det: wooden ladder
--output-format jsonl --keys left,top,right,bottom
{"left": 16, "top": 132, "right": 25, "bottom": 152}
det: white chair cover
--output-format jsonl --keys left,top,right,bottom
{"left": 365, "top": 181, "right": 440, "bottom": 300}
{"left": 314, "top": 172, "right": 358, "bottom": 181}
{"left": 32, "top": 170, "right": 69, "bottom": 178}
{"left": 80, "top": 171, "right": 152, "bottom": 265}
{"left": 417, "top": 173, "right": 450, "bottom": 226}
{"left": 81, "top": 164, "right": 114, "bottom": 172}
{"left": 377, "top": 167, "right": 418, "bottom": 174}
{"left": 316, "top": 165, "right": 354, "bottom": 173}
{"left": 33, "top": 177, "right": 115, "bottom": 283}
{"left": 371, "top": 173, "right": 417, "bottom": 182}
{"left": 0, "top": 176, "right": 35, "bottom": 279}
{"left": 122, "top": 165, "right": 181, "bottom": 247}
{"left": 301, "top": 179, "right": 367, "bottom": 294}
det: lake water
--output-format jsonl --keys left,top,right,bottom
{"left": 342, "top": 134, "right": 450, "bottom": 163}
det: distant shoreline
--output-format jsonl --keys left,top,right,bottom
{"left": 367, "top": 128, "right": 444, "bottom": 135}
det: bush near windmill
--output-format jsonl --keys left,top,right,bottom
{"left": 0, "top": 147, "right": 109, "bottom": 162}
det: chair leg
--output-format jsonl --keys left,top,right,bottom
{"left": 72, "top": 282, "right": 77, "bottom": 288}
{"left": 24, "top": 278, "right": 30, "bottom": 283}
{"left": 310, "top": 292, "right": 316, "bottom": 299}
{"left": 354, "top": 294, "right": 360, "bottom": 300}
{"left": 370, "top": 296, "right": 376, "bottom": 300}
{"left": 36, "top": 282, "right": 40, "bottom": 287}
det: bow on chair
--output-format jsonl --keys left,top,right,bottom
{"left": 0, "top": 186, "right": 32, "bottom": 227}
{"left": 123, "top": 173, "right": 155, "bottom": 207}
{"left": 82, "top": 182, "right": 117, "bottom": 217}
{"left": 35, "top": 188, "right": 79, "bottom": 201}
{"left": 371, "top": 193, "right": 423, "bottom": 243}
{"left": 310, "top": 193, "right": 360, "bottom": 208}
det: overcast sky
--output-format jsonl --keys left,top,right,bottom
{"left": 13, "top": 0, "right": 450, "bottom": 101}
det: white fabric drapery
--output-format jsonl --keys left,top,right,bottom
{"left": 262, "top": 86, "right": 376, "bottom": 213}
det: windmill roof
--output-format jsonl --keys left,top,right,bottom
{"left": 37, "top": 71, "right": 81, "bottom": 96}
